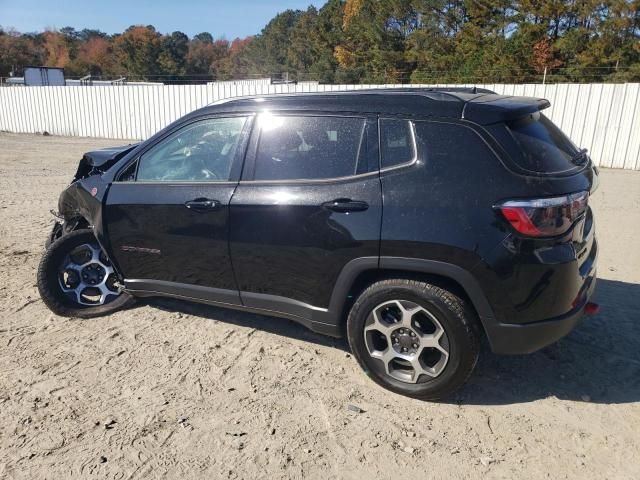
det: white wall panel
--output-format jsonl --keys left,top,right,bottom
{"left": 0, "top": 83, "right": 638, "bottom": 169}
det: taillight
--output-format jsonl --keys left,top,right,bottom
{"left": 497, "top": 191, "right": 588, "bottom": 237}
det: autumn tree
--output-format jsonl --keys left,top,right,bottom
{"left": 216, "top": 37, "right": 254, "bottom": 80}
{"left": 2, "top": 0, "right": 639, "bottom": 84}
{"left": 77, "top": 37, "right": 113, "bottom": 75}
{"left": 112, "top": 25, "right": 162, "bottom": 78}
{"left": 187, "top": 35, "right": 230, "bottom": 78}
{"left": 532, "top": 38, "right": 562, "bottom": 75}
{"left": 42, "top": 30, "right": 71, "bottom": 68}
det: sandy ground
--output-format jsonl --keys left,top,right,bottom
{"left": 0, "top": 132, "right": 639, "bottom": 480}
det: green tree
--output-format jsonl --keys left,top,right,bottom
{"left": 158, "top": 31, "right": 189, "bottom": 76}
{"left": 112, "top": 25, "right": 162, "bottom": 78}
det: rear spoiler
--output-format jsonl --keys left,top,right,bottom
{"left": 462, "top": 95, "right": 551, "bottom": 125}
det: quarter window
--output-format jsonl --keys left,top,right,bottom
{"left": 136, "top": 116, "right": 248, "bottom": 182}
{"left": 380, "top": 119, "right": 416, "bottom": 169}
{"left": 253, "top": 115, "right": 366, "bottom": 181}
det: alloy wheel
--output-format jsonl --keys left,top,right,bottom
{"left": 363, "top": 300, "right": 450, "bottom": 383}
{"left": 58, "top": 242, "right": 121, "bottom": 306}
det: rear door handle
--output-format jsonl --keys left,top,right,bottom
{"left": 322, "top": 198, "right": 369, "bottom": 213}
{"left": 184, "top": 198, "right": 221, "bottom": 212}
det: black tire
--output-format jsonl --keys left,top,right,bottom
{"left": 346, "top": 279, "right": 480, "bottom": 400}
{"left": 44, "top": 221, "right": 63, "bottom": 250}
{"left": 37, "top": 229, "right": 134, "bottom": 318}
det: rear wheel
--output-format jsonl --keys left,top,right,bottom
{"left": 37, "top": 229, "right": 134, "bottom": 317}
{"left": 346, "top": 279, "right": 479, "bottom": 400}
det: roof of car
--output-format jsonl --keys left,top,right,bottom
{"left": 191, "top": 88, "right": 551, "bottom": 125}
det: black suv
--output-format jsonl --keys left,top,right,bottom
{"left": 38, "top": 88, "right": 599, "bottom": 399}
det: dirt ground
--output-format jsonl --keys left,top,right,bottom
{"left": 0, "top": 132, "right": 639, "bottom": 480}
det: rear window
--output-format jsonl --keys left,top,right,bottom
{"left": 506, "top": 112, "right": 583, "bottom": 174}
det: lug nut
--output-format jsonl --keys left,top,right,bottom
{"left": 412, "top": 344, "right": 418, "bottom": 348}
{"left": 410, "top": 331, "right": 415, "bottom": 337}
{"left": 402, "top": 347, "right": 408, "bottom": 352}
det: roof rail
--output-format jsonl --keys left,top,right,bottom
{"left": 204, "top": 86, "right": 498, "bottom": 107}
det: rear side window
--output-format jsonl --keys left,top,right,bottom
{"left": 380, "top": 119, "right": 416, "bottom": 169}
{"left": 253, "top": 115, "right": 366, "bottom": 181}
{"left": 506, "top": 112, "right": 582, "bottom": 174}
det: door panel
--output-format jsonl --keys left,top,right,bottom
{"left": 103, "top": 115, "right": 251, "bottom": 301}
{"left": 105, "top": 183, "right": 239, "bottom": 293}
{"left": 229, "top": 178, "right": 382, "bottom": 310}
{"left": 229, "top": 113, "right": 381, "bottom": 313}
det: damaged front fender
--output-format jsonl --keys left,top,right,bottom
{"left": 56, "top": 175, "right": 113, "bottom": 261}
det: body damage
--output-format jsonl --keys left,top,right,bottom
{"left": 52, "top": 143, "right": 139, "bottom": 266}
{"left": 52, "top": 174, "right": 118, "bottom": 273}
{"left": 74, "top": 143, "right": 139, "bottom": 181}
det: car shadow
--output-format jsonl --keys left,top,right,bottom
{"left": 145, "top": 278, "right": 640, "bottom": 405}
{"left": 147, "top": 297, "right": 350, "bottom": 352}
{"left": 451, "top": 278, "right": 640, "bottom": 405}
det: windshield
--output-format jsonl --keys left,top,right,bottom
{"left": 506, "top": 112, "right": 584, "bottom": 174}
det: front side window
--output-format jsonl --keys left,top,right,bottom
{"left": 253, "top": 115, "right": 366, "bottom": 181}
{"left": 136, "top": 116, "right": 248, "bottom": 182}
{"left": 380, "top": 119, "right": 416, "bottom": 169}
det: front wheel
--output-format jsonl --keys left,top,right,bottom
{"left": 37, "top": 229, "right": 134, "bottom": 318}
{"left": 346, "top": 279, "right": 480, "bottom": 400}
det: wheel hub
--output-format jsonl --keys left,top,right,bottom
{"left": 58, "top": 242, "right": 120, "bottom": 306}
{"left": 391, "top": 327, "right": 420, "bottom": 355}
{"left": 81, "top": 264, "right": 106, "bottom": 285}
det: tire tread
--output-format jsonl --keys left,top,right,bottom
{"left": 37, "top": 229, "right": 134, "bottom": 318}
{"left": 346, "top": 278, "right": 479, "bottom": 400}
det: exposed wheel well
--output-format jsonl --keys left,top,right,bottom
{"left": 339, "top": 268, "right": 483, "bottom": 336}
{"left": 47, "top": 217, "right": 91, "bottom": 249}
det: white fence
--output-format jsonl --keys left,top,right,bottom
{"left": 1, "top": 82, "right": 639, "bottom": 170}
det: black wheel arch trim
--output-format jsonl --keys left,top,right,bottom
{"left": 377, "top": 257, "right": 495, "bottom": 322}
{"left": 317, "top": 256, "right": 497, "bottom": 339}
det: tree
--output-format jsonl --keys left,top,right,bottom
{"left": 1, "top": 1, "right": 639, "bottom": 84}
{"left": 158, "top": 31, "right": 189, "bottom": 76}
{"left": 112, "top": 25, "right": 162, "bottom": 78}
{"left": 193, "top": 32, "right": 214, "bottom": 43}
{"left": 0, "top": 29, "right": 45, "bottom": 76}
{"left": 187, "top": 36, "right": 230, "bottom": 77}
{"left": 77, "top": 36, "right": 113, "bottom": 75}
{"left": 245, "top": 9, "right": 303, "bottom": 76}
{"left": 42, "top": 30, "right": 71, "bottom": 68}
{"left": 334, "top": 0, "right": 412, "bottom": 83}
{"left": 532, "top": 38, "right": 562, "bottom": 75}
{"left": 217, "top": 37, "right": 254, "bottom": 79}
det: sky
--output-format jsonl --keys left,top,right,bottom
{"left": 0, "top": 0, "right": 320, "bottom": 38}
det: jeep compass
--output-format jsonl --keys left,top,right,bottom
{"left": 38, "top": 88, "right": 599, "bottom": 399}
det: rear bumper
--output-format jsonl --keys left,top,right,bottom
{"left": 484, "top": 273, "right": 596, "bottom": 354}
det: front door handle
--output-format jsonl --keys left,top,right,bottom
{"left": 322, "top": 198, "right": 369, "bottom": 213}
{"left": 184, "top": 198, "right": 221, "bottom": 212}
